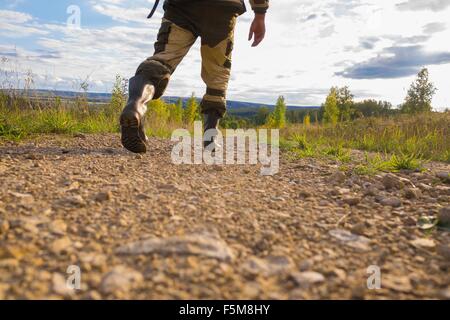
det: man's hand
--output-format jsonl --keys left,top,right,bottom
{"left": 248, "top": 14, "right": 266, "bottom": 47}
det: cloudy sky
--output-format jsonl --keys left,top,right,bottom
{"left": 1, "top": 0, "right": 450, "bottom": 109}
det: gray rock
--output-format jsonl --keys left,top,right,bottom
{"left": 242, "top": 255, "right": 294, "bottom": 276}
{"left": 380, "top": 197, "right": 402, "bottom": 207}
{"left": 329, "top": 229, "right": 371, "bottom": 251}
{"left": 291, "top": 271, "right": 325, "bottom": 288}
{"left": 438, "top": 206, "right": 450, "bottom": 226}
{"left": 437, "top": 245, "right": 450, "bottom": 261}
{"left": 436, "top": 172, "right": 450, "bottom": 183}
{"left": 116, "top": 232, "right": 234, "bottom": 262}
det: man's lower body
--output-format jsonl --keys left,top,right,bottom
{"left": 120, "top": 2, "right": 240, "bottom": 153}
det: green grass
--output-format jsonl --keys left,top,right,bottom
{"left": 282, "top": 112, "right": 449, "bottom": 164}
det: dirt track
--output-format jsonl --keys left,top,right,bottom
{"left": 0, "top": 134, "right": 449, "bottom": 299}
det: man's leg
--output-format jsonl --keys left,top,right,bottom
{"left": 199, "top": 11, "right": 238, "bottom": 149}
{"left": 120, "top": 17, "right": 196, "bottom": 153}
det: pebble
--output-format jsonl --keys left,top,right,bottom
{"left": 50, "top": 237, "right": 72, "bottom": 254}
{"left": 404, "top": 188, "right": 421, "bottom": 199}
{"left": 329, "top": 171, "right": 346, "bottom": 184}
{"left": 382, "top": 275, "right": 413, "bottom": 292}
{"left": 380, "top": 197, "right": 402, "bottom": 207}
{"left": 329, "top": 229, "right": 371, "bottom": 252}
{"left": 52, "top": 273, "right": 74, "bottom": 296}
{"left": 410, "top": 238, "right": 436, "bottom": 249}
{"left": 48, "top": 220, "right": 67, "bottom": 236}
{"left": 94, "top": 191, "right": 112, "bottom": 202}
{"left": 382, "top": 174, "right": 405, "bottom": 190}
{"left": 438, "top": 206, "right": 450, "bottom": 226}
{"left": 116, "top": 232, "right": 235, "bottom": 262}
{"left": 343, "top": 197, "right": 360, "bottom": 206}
{"left": 436, "top": 172, "right": 450, "bottom": 183}
{"left": 291, "top": 271, "right": 325, "bottom": 288}
{"left": 61, "top": 195, "right": 86, "bottom": 207}
{"left": 100, "top": 266, "right": 143, "bottom": 295}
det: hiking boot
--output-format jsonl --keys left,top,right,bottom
{"left": 120, "top": 75, "right": 155, "bottom": 153}
{"left": 203, "top": 110, "right": 222, "bottom": 152}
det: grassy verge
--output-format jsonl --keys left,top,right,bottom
{"left": 281, "top": 112, "right": 449, "bottom": 164}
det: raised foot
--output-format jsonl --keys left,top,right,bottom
{"left": 120, "top": 111, "right": 147, "bottom": 154}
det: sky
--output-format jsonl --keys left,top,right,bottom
{"left": 1, "top": 0, "right": 450, "bottom": 109}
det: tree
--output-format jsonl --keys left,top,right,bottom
{"left": 255, "top": 106, "right": 270, "bottom": 125}
{"left": 183, "top": 93, "right": 199, "bottom": 125}
{"left": 322, "top": 87, "right": 339, "bottom": 125}
{"left": 401, "top": 68, "right": 436, "bottom": 114}
{"left": 303, "top": 113, "right": 311, "bottom": 126}
{"left": 336, "top": 86, "right": 354, "bottom": 121}
{"left": 354, "top": 100, "right": 393, "bottom": 117}
{"left": 266, "top": 96, "right": 287, "bottom": 128}
{"left": 107, "top": 74, "right": 127, "bottom": 117}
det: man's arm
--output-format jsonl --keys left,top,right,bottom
{"left": 248, "top": 0, "right": 269, "bottom": 47}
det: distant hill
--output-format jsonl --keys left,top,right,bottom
{"left": 2, "top": 89, "right": 320, "bottom": 114}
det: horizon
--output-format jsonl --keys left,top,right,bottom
{"left": 1, "top": 1, "right": 450, "bottom": 110}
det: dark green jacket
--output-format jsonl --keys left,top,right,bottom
{"left": 165, "top": 0, "right": 269, "bottom": 14}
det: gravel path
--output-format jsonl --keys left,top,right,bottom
{"left": 0, "top": 134, "right": 449, "bottom": 300}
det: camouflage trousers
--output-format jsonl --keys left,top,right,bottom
{"left": 136, "top": 2, "right": 240, "bottom": 117}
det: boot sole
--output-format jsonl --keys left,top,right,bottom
{"left": 120, "top": 111, "right": 147, "bottom": 154}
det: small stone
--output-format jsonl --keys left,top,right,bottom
{"left": 329, "top": 229, "right": 371, "bottom": 252}
{"left": 0, "top": 219, "right": 9, "bottom": 234}
{"left": 95, "top": 191, "right": 112, "bottom": 203}
{"left": 363, "top": 187, "right": 378, "bottom": 197}
{"left": 382, "top": 174, "right": 405, "bottom": 190}
{"left": 380, "top": 197, "right": 402, "bottom": 208}
{"left": 61, "top": 195, "right": 85, "bottom": 207}
{"left": 50, "top": 237, "right": 72, "bottom": 254}
{"left": 410, "top": 238, "right": 436, "bottom": 249}
{"left": 437, "top": 245, "right": 450, "bottom": 261}
{"left": 79, "top": 252, "right": 107, "bottom": 268}
{"left": 436, "top": 172, "right": 450, "bottom": 183}
{"left": 404, "top": 188, "right": 421, "bottom": 200}
{"left": 48, "top": 220, "right": 67, "bottom": 236}
{"left": 298, "top": 189, "right": 312, "bottom": 198}
{"left": 116, "top": 232, "right": 234, "bottom": 262}
{"left": 52, "top": 273, "right": 74, "bottom": 296}
{"left": 440, "top": 287, "right": 450, "bottom": 299}
{"left": 382, "top": 275, "right": 413, "bottom": 292}
{"left": 291, "top": 271, "right": 325, "bottom": 288}
{"left": 343, "top": 197, "right": 360, "bottom": 206}
{"left": 351, "top": 222, "right": 365, "bottom": 235}
{"left": 9, "top": 192, "right": 34, "bottom": 206}
{"left": 331, "top": 268, "right": 347, "bottom": 281}
{"left": 438, "top": 206, "right": 450, "bottom": 226}
{"left": 242, "top": 255, "right": 294, "bottom": 277}
{"left": 74, "top": 133, "right": 87, "bottom": 139}
{"left": 100, "top": 266, "right": 143, "bottom": 295}
{"left": 329, "top": 171, "right": 346, "bottom": 184}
